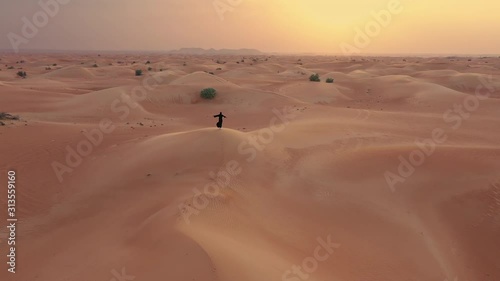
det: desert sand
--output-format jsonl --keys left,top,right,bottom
{"left": 0, "top": 53, "right": 499, "bottom": 281}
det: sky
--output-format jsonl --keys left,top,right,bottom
{"left": 1, "top": 0, "right": 499, "bottom": 54}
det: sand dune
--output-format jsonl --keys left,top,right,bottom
{"left": 40, "top": 66, "right": 95, "bottom": 79}
{"left": 170, "top": 71, "right": 239, "bottom": 87}
{"left": 0, "top": 54, "right": 499, "bottom": 281}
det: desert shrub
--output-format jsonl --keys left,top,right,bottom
{"left": 135, "top": 69, "right": 143, "bottom": 76}
{"left": 200, "top": 88, "right": 217, "bottom": 100}
{"left": 148, "top": 67, "right": 153, "bottom": 71}
{"left": 0, "top": 112, "right": 19, "bottom": 120}
{"left": 7, "top": 66, "right": 14, "bottom": 69}
{"left": 309, "top": 73, "right": 320, "bottom": 82}
{"left": 216, "top": 68, "right": 222, "bottom": 70}
{"left": 326, "top": 78, "right": 334, "bottom": 83}
{"left": 52, "top": 63, "right": 57, "bottom": 66}
{"left": 16, "top": 71, "right": 27, "bottom": 78}
{"left": 93, "top": 64, "right": 98, "bottom": 67}
{"left": 146, "top": 60, "right": 151, "bottom": 64}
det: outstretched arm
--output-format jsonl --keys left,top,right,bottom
{"left": 223, "top": 115, "right": 227, "bottom": 118}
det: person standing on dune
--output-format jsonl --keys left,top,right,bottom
{"left": 213, "top": 112, "right": 226, "bottom": 129}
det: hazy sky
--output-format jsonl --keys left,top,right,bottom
{"left": 1, "top": 0, "right": 499, "bottom": 54}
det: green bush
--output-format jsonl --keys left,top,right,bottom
{"left": 326, "top": 78, "right": 334, "bottom": 83}
{"left": 0, "top": 112, "right": 19, "bottom": 120}
{"left": 16, "top": 71, "right": 27, "bottom": 78}
{"left": 309, "top": 73, "right": 320, "bottom": 82}
{"left": 200, "top": 88, "right": 217, "bottom": 100}
{"left": 135, "top": 69, "right": 143, "bottom": 76}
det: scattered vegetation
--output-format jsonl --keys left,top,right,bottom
{"left": 309, "top": 73, "right": 320, "bottom": 82}
{"left": 146, "top": 60, "right": 151, "bottom": 64}
{"left": 216, "top": 68, "right": 222, "bottom": 71}
{"left": 92, "top": 64, "right": 98, "bottom": 67}
{"left": 7, "top": 66, "right": 14, "bottom": 69}
{"left": 135, "top": 69, "right": 143, "bottom": 76}
{"left": 52, "top": 63, "right": 57, "bottom": 66}
{"left": 0, "top": 112, "right": 20, "bottom": 121}
{"left": 16, "top": 71, "right": 27, "bottom": 78}
{"left": 148, "top": 67, "right": 153, "bottom": 71}
{"left": 326, "top": 78, "right": 334, "bottom": 83}
{"left": 200, "top": 88, "right": 217, "bottom": 100}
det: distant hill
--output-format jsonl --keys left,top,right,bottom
{"left": 168, "top": 48, "right": 265, "bottom": 56}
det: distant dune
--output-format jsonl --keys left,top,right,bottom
{"left": 168, "top": 48, "right": 265, "bottom": 56}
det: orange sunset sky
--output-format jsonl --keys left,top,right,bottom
{"left": 1, "top": 0, "right": 499, "bottom": 54}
